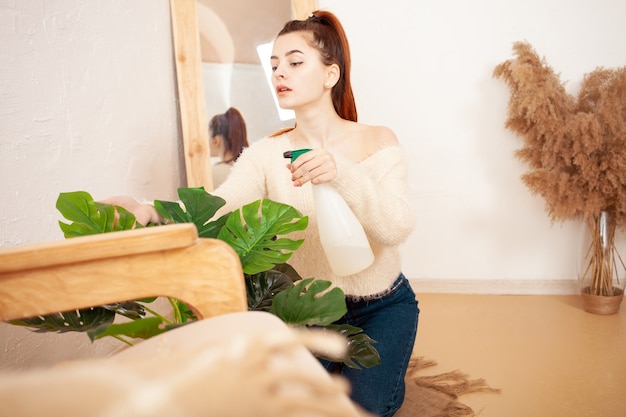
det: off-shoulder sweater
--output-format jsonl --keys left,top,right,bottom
{"left": 212, "top": 132, "right": 415, "bottom": 298}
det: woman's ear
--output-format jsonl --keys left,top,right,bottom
{"left": 325, "top": 64, "right": 340, "bottom": 88}
{"left": 211, "top": 135, "right": 223, "bottom": 148}
{"left": 209, "top": 135, "right": 223, "bottom": 157}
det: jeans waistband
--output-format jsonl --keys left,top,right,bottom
{"left": 345, "top": 273, "right": 406, "bottom": 303}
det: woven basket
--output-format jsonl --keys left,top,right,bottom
{"left": 580, "top": 287, "right": 624, "bottom": 315}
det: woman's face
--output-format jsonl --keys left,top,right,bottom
{"left": 270, "top": 32, "right": 328, "bottom": 111}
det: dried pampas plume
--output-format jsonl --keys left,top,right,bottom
{"left": 493, "top": 41, "right": 626, "bottom": 230}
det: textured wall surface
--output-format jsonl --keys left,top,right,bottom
{"left": 0, "top": 0, "right": 183, "bottom": 370}
{"left": 0, "top": 0, "right": 184, "bottom": 248}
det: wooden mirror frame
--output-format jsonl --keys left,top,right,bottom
{"left": 169, "top": 0, "right": 317, "bottom": 191}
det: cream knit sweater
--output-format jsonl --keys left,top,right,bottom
{"left": 212, "top": 133, "right": 415, "bottom": 298}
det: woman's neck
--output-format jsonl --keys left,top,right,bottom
{"left": 220, "top": 150, "right": 235, "bottom": 163}
{"left": 291, "top": 110, "right": 346, "bottom": 148}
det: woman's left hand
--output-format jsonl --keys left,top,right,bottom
{"left": 288, "top": 148, "right": 337, "bottom": 187}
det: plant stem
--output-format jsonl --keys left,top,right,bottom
{"left": 168, "top": 297, "right": 182, "bottom": 323}
{"left": 143, "top": 304, "right": 173, "bottom": 324}
{"left": 112, "top": 334, "right": 134, "bottom": 346}
{"left": 585, "top": 212, "right": 619, "bottom": 296}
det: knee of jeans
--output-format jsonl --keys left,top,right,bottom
{"left": 350, "top": 371, "right": 407, "bottom": 417}
{"left": 361, "top": 390, "right": 405, "bottom": 417}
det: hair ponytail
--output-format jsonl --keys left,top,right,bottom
{"left": 224, "top": 108, "right": 249, "bottom": 162}
{"left": 209, "top": 107, "right": 249, "bottom": 162}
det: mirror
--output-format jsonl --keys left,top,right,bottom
{"left": 197, "top": 0, "right": 294, "bottom": 142}
{"left": 170, "top": 0, "right": 317, "bottom": 190}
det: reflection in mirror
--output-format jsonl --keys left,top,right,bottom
{"left": 196, "top": 0, "right": 294, "bottom": 144}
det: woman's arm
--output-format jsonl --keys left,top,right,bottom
{"left": 101, "top": 138, "right": 276, "bottom": 226}
{"left": 210, "top": 138, "right": 270, "bottom": 215}
{"left": 100, "top": 195, "right": 161, "bottom": 226}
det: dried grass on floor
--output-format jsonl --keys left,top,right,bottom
{"left": 396, "top": 356, "right": 501, "bottom": 417}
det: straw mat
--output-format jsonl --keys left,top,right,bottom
{"left": 395, "top": 356, "right": 500, "bottom": 417}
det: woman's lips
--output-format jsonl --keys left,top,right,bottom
{"left": 276, "top": 85, "right": 291, "bottom": 96}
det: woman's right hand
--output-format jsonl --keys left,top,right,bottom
{"left": 288, "top": 148, "right": 338, "bottom": 187}
{"left": 100, "top": 196, "right": 160, "bottom": 226}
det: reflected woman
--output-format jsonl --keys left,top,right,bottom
{"left": 208, "top": 107, "right": 249, "bottom": 188}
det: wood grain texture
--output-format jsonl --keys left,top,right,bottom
{"left": 0, "top": 224, "right": 198, "bottom": 274}
{"left": 170, "top": 0, "right": 213, "bottom": 190}
{"left": 0, "top": 224, "right": 246, "bottom": 322}
{"left": 291, "top": 0, "right": 318, "bottom": 19}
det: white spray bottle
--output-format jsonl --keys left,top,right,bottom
{"left": 284, "top": 149, "right": 374, "bottom": 276}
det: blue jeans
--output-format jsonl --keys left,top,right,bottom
{"left": 320, "top": 274, "right": 419, "bottom": 417}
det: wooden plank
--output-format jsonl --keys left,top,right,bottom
{"left": 0, "top": 236, "right": 246, "bottom": 322}
{"left": 0, "top": 224, "right": 199, "bottom": 274}
{"left": 170, "top": 0, "right": 213, "bottom": 190}
{"left": 291, "top": 0, "right": 318, "bottom": 19}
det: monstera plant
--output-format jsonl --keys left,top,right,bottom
{"left": 11, "top": 187, "right": 379, "bottom": 369}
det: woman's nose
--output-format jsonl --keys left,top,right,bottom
{"left": 273, "top": 63, "right": 286, "bottom": 79}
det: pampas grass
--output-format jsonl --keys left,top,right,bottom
{"left": 494, "top": 41, "right": 626, "bottom": 296}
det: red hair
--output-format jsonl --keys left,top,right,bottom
{"left": 209, "top": 107, "right": 249, "bottom": 163}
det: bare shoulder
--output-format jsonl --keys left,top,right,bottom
{"left": 365, "top": 124, "right": 398, "bottom": 147}
{"left": 334, "top": 121, "right": 399, "bottom": 162}
{"left": 355, "top": 124, "right": 399, "bottom": 158}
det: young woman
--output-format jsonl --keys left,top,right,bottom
{"left": 208, "top": 107, "right": 249, "bottom": 188}
{"left": 106, "top": 10, "right": 418, "bottom": 416}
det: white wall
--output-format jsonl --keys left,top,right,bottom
{"left": 319, "top": 0, "right": 626, "bottom": 290}
{"left": 0, "top": 0, "right": 182, "bottom": 370}
{"left": 0, "top": 0, "right": 183, "bottom": 249}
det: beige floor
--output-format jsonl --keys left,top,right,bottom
{"left": 412, "top": 293, "right": 626, "bottom": 417}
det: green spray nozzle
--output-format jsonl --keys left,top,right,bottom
{"left": 283, "top": 148, "right": 312, "bottom": 163}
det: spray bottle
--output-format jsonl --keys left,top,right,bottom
{"left": 284, "top": 149, "right": 374, "bottom": 276}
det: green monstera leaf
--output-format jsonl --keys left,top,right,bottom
{"left": 269, "top": 279, "right": 380, "bottom": 368}
{"left": 324, "top": 324, "right": 381, "bottom": 369}
{"left": 218, "top": 199, "right": 308, "bottom": 275}
{"left": 270, "top": 278, "right": 347, "bottom": 327}
{"left": 57, "top": 191, "right": 137, "bottom": 237}
{"left": 156, "top": 190, "right": 308, "bottom": 274}
{"left": 246, "top": 263, "right": 303, "bottom": 311}
{"left": 154, "top": 187, "right": 230, "bottom": 238}
{"left": 90, "top": 317, "right": 169, "bottom": 342}
{"left": 10, "top": 299, "right": 169, "bottom": 344}
{"left": 11, "top": 307, "right": 116, "bottom": 335}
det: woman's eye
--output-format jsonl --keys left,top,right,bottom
{"left": 290, "top": 61, "right": 303, "bottom": 67}
{"left": 271, "top": 66, "right": 277, "bottom": 72}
